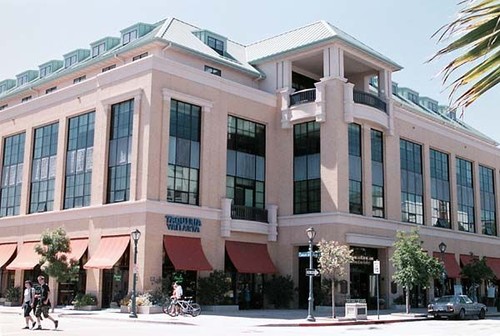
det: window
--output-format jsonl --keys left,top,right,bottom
{"left": 17, "top": 75, "right": 29, "bottom": 86}
{"left": 349, "top": 124, "right": 362, "bottom": 214}
{"left": 21, "top": 96, "right": 32, "bottom": 103}
{"left": 0, "top": 84, "right": 6, "bottom": 93}
{"left": 107, "top": 100, "right": 134, "bottom": 203}
{"left": 40, "top": 65, "right": 52, "bottom": 78}
{"left": 45, "top": 87, "right": 57, "bottom": 94}
{"left": 0, "top": 104, "right": 8, "bottom": 110}
{"left": 73, "top": 75, "right": 86, "bottom": 84}
{"left": 64, "top": 112, "right": 95, "bottom": 209}
{"left": 207, "top": 36, "right": 224, "bottom": 55}
{"left": 30, "top": 123, "right": 58, "bottom": 213}
{"left": 65, "top": 54, "right": 78, "bottom": 68}
{"left": 0, "top": 133, "right": 25, "bottom": 217}
{"left": 479, "top": 165, "right": 496, "bottom": 236}
{"left": 430, "top": 149, "right": 451, "bottom": 228}
{"left": 293, "top": 121, "right": 320, "bottom": 214}
{"left": 204, "top": 65, "right": 221, "bottom": 76}
{"left": 122, "top": 30, "right": 138, "bottom": 45}
{"left": 371, "top": 129, "right": 384, "bottom": 218}
{"left": 92, "top": 42, "right": 106, "bottom": 57}
{"left": 400, "top": 139, "right": 424, "bottom": 224}
{"left": 132, "top": 52, "right": 148, "bottom": 61}
{"left": 102, "top": 64, "right": 116, "bottom": 72}
{"left": 167, "top": 100, "right": 201, "bottom": 205}
{"left": 226, "top": 116, "right": 266, "bottom": 211}
{"left": 407, "top": 92, "right": 418, "bottom": 103}
{"left": 456, "top": 158, "right": 475, "bottom": 232}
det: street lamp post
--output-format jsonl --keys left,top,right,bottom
{"left": 129, "top": 229, "right": 141, "bottom": 318}
{"left": 439, "top": 241, "right": 447, "bottom": 297}
{"left": 306, "top": 227, "right": 316, "bottom": 322}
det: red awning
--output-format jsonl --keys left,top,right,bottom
{"left": 0, "top": 243, "right": 17, "bottom": 269}
{"left": 61, "top": 238, "right": 88, "bottom": 263}
{"left": 433, "top": 252, "right": 461, "bottom": 278}
{"left": 84, "top": 235, "right": 129, "bottom": 269}
{"left": 486, "top": 257, "right": 500, "bottom": 279}
{"left": 163, "top": 236, "right": 212, "bottom": 271}
{"left": 225, "top": 241, "right": 277, "bottom": 274}
{"left": 6, "top": 242, "right": 40, "bottom": 270}
{"left": 460, "top": 254, "right": 476, "bottom": 266}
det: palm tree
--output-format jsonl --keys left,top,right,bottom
{"left": 429, "top": 0, "right": 499, "bottom": 112}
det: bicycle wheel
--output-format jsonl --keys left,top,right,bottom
{"left": 190, "top": 303, "right": 201, "bottom": 317}
{"left": 163, "top": 301, "right": 177, "bottom": 316}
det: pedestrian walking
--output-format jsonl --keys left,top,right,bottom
{"left": 22, "top": 280, "right": 36, "bottom": 329}
{"left": 34, "top": 275, "right": 58, "bottom": 330}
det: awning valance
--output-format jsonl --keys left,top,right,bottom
{"left": 225, "top": 241, "right": 277, "bottom": 274}
{"left": 6, "top": 242, "right": 40, "bottom": 270}
{"left": 0, "top": 243, "right": 17, "bottom": 269}
{"left": 433, "top": 252, "right": 461, "bottom": 278}
{"left": 84, "top": 235, "right": 129, "bottom": 269}
{"left": 163, "top": 236, "right": 212, "bottom": 271}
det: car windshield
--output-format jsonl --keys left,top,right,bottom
{"left": 461, "top": 296, "right": 473, "bottom": 304}
{"left": 436, "top": 296, "right": 455, "bottom": 303}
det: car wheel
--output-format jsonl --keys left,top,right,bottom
{"left": 459, "top": 309, "right": 465, "bottom": 320}
{"left": 479, "top": 308, "right": 486, "bottom": 319}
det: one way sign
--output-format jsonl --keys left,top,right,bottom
{"left": 305, "top": 268, "right": 320, "bottom": 277}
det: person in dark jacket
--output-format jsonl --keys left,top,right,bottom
{"left": 34, "top": 276, "right": 58, "bottom": 330}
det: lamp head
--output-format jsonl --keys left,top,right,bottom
{"left": 131, "top": 229, "right": 141, "bottom": 242}
{"left": 306, "top": 227, "right": 316, "bottom": 241}
{"left": 438, "top": 241, "right": 447, "bottom": 253}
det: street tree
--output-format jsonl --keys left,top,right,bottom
{"left": 317, "top": 239, "right": 354, "bottom": 318}
{"left": 460, "top": 253, "right": 494, "bottom": 301}
{"left": 429, "top": 0, "right": 500, "bottom": 112}
{"left": 35, "top": 227, "right": 79, "bottom": 283}
{"left": 390, "top": 229, "right": 443, "bottom": 314}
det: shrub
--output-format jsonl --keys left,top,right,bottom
{"left": 73, "top": 293, "right": 97, "bottom": 307}
{"left": 197, "top": 270, "right": 231, "bottom": 305}
{"left": 264, "top": 275, "right": 294, "bottom": 308}
{"left": 133, "top": 293, "right": 153, "bottom": 307}
{"left": 5, "top": 286, "right": 21, "bottom": 302}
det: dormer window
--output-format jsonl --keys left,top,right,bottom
{"left": 65, "top": 54, "right": 78, "bottom": 68}
{"left": 0, "top": 79, "right": 16, "bottom": 94}
{"left": 0, "top": 84, "right": 6, "bottom": 94}
{"left": 207, "top": 36, "right": 224, "bottom": 55}
{"left": 17, "top": 75, "right": 29, "bottom": 86}
{"left": 40, "top": 65, "right": 52, "bottom": 78}
{"left": 92, "top": 42, "right": 106, "bottom": 57}
{"left": 122, "top": 29, "right": 138, "bottom": 45}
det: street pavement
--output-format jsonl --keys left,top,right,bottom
{"left": 0, "top": 304, "right": 498, "bottom": 328}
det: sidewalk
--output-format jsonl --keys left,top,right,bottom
{"left": 0, "top": 305, "right": 498, "bottom": 327}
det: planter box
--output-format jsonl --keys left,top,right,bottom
{"left": 120, "top": 305, "right": 129, "bottom": 313}
{"left": 137, "top": 305, "right": 163, "bottom": 314}
{"left": 202, "top": 305, "right": 239, "bottom": 312}
{"left": 75, "top": 305, "right": 100, "bottom": 311}
{"left": 4, "top": 301, "right": 21, "bottom": 307}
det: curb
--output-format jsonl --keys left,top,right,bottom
{"left": 260, "top": 317, "right": 429, "bottom": 327}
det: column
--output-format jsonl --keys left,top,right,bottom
{"left": 53, "top": 117, "right": 67, "bottom": 211}
{"left": 19, "top": 129, "right": 33, "bottom": 214}
{"left": 362, "top": 124, "right": 372, "bottom": 216}
{"left": 91, "top": 102, "right": 110, "bottom": 206}
{"left": 422, "top": 144, "right": 432, "bottom": 226}
{"left": 473, "top": 162, "right": 481, "bottom": 234}
{"left": 129, "top": 94, "right": 142, "bottom": 202}
{"left": 449, "top": 155, "right": 458, "bottom": 230}
{"left": 323, "top": 46, "right": 344, "bottom": 79}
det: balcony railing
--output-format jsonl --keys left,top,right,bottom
{"left": 353, "top": 90, "right": 387, "bottom": 113}
{"left": 231, "top": 205, "right": 268, "bottom": 223}
{"left": 290, "top": 88, "right": 316, "bottom": 107}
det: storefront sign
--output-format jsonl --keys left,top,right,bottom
{"left": 165, "top": 215, "right": 202, "bottom": 232}
{"left": 352, "top": 255, "right": 374, "bottom": 265}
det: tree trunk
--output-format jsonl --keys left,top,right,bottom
{"left": 331, "top": 281, "right": 336, "bottom": 318}
{"left": 405, "top": 287, "right": 410, "bottom": 314}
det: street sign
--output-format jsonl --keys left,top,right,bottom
{"left": 373, "top": 260, "right": 380, "bottom": 274}
{"left": 305, "top": 268, "right": 320, "bottom": 277}
{"left": 298, "top": 251, "right": 319, "bottom": 258}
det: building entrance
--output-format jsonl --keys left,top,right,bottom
{"left": 350, "top": 247, "right": 378, "bottom": 309}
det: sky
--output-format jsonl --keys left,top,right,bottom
{"left": 1, "top": 0, "right": 498, "bottom": 142}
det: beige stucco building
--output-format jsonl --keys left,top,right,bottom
{"left": 0, "top": 18, "right": 499, "bottom": 309}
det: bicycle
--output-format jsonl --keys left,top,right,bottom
{"left": 163, "top": 297, "right": 201, "bottom": 317}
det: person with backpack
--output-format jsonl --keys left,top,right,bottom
{"left": 22, "top": 280, "right": 36, "bottom": 329}
{"left": 33, "top": 276, "right": 58, "bottom": 330}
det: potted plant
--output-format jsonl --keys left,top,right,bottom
{"left": 128, "top": 292, "right": 162, "bottom": 314}
{"left": 73, "top": 293, "right": 99, "bottom": 311}
{"left": 5, "top": 286, "right": 21, "bottom": 306}
{"left": 198, "top": 270, "right": 238, "bottom": 312}
{"left": 120, "top": 294, "right": 131, "bottom": 313}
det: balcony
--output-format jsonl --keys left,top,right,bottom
{"left": 231, "top": 205, "right": 268, "bottom": 223}
{"left": 353, "top": 90, "right": 386, "bottom": 113}
{"left": 290, "top": 88, "right": 316, "bottom": 107}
